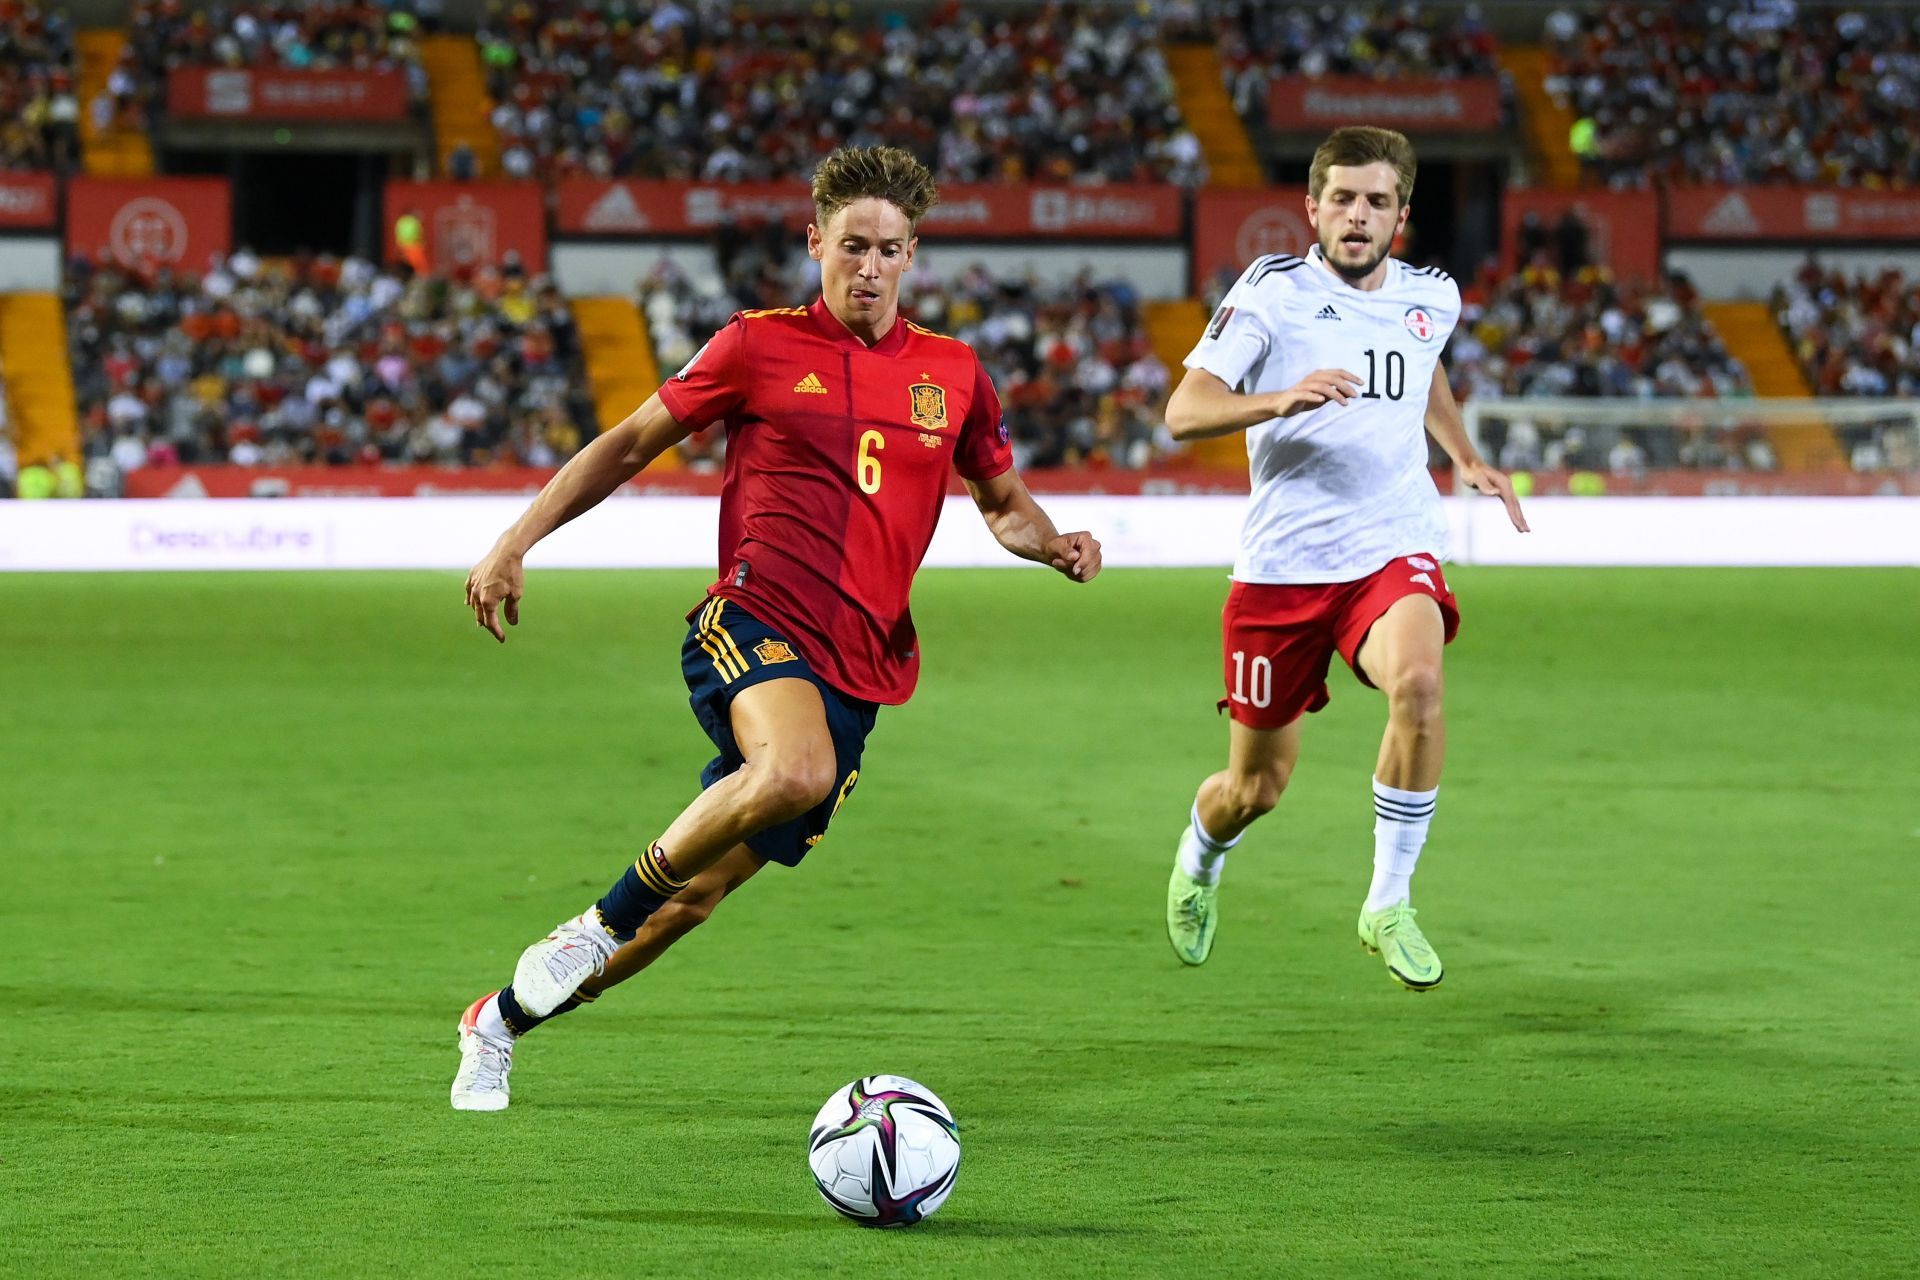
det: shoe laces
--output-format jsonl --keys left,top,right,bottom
{"left": 1174, "top": 889, "right": 1209, "bottom": 931}
{"left": 542, "top": 920, "right": 611, "bottom": 983}
{"left": 465, "top": 1036, "right": 511, "bottom": 1092}
{"left": 1378, "top": 907, "right": 1432, "bottom": 958}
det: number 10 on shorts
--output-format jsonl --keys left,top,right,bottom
{"left": 1229, "top": 650, "right": 1272, "bottom": 708}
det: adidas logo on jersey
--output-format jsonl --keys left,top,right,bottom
{"left": 1314, "top": 304, "right": 1341, "bottom": 321}
{"left": 793, "top": 372, "right": 828, "bottom": 395}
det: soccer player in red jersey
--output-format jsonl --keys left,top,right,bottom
{"left": 450, "top": 147, "right": 1102, "bottom": 1111}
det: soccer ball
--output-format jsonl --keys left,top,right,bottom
{"left": 807, "top": 1075, "right": 960, "bottom": 1227}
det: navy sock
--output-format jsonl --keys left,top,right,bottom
{"left": 595, "top": 842, "right": 689, "bottom": 940}
{"left": 496, "top": 983, "right": 593, "bottom": 1037}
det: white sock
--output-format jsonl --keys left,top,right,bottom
{"left": 1366, "top": 777, "right": 1436, "bottom": 911}
{"left": 1178, "top": 803, "right": 1240, "bottom": 885}
{"left": 476, "top": 994, "right": 515, "bottom": 1044}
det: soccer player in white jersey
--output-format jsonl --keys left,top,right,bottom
{"left": 1161, "top": 126, "right": 1528, "bottom": 990}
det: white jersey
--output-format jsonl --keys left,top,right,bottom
{"left": 1185, "top": 246, "right": 1460, "bottom": 584}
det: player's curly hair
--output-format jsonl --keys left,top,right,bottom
{"left": 1309, "top": 127, "right": 1418, "bottom": 208}
{"left": 811, "top": 146, "right": 940, "bottom": 230}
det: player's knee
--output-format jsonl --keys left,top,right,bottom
{"left": 1386, "top": 662, "right": 1444, "bottom": 729}
{"left": 750, "top": 754, "right": 837, "bottom": 822}
{"left": 1227, "top": 764, "right": 1289, "bottom": 821}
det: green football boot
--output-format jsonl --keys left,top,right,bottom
{"left": 1166, "top": 832, "right": 1219, "bottom": 966}
{"left": 1357, "top": 903, "right": 1444, "bottom": 991}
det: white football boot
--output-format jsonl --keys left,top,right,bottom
{"left": 450, "top": 993, "right": 513, "bottom": 1112}
{"left": 509, "top": 908, "right": 618, "bottom": 1017}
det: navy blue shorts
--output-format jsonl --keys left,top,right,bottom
{"left": 681, "top": 596, "right": 878, "bottom": 868}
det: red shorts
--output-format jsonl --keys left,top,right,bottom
{"left": 1219, "top": 554, "right": 1460, "bottom": 729}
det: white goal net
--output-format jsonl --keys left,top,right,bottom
{"left": 1458, "top": 397, "right": 1920, "bottom": 497}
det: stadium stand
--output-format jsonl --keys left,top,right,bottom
{"left": 921, "top": 268, "right": 1174, "bottom": 469}
{"left": 0, "top": 292, "right": 80, "bottom": 473}
{"left": 122, "top": 0, "right": 433, "bottom": 126}
{"left": 1543, "top": 0, "right": 1920, "bottom": 188}
{"left": 570, "top": 294, "right": 661, "bottom": 445}
{"left": 420, "top": 31, "right": 497, "bottom": 178}
{"left": 75, "top": 28, "right": 152, "bottom": 177}
{"left": 1448, "top": 267, "right": 1754, "bottom": 402}
{"left": 474, "top": 0, "right": 1205, "bottom": 186}
{"left": 1205, "top": 1, "right": 1511, "bottom": 129}
{"left": 1160, "top": 38, "right": 1264, "bottom": 189}
{"left": 0, "top": 0, "right": 1905, "bottom": 500}
{"left": 0, "top": 4, "right": 81, "bottom": 173}
{"left": 64, "top": 252, "right": 593, "bottom": 489}
{"left": 1773, "top": 263, "right": 1920, "bottom": 404}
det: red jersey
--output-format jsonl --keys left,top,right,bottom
{"left": 655, "top": 298, "right": 1013, "bottom": 705}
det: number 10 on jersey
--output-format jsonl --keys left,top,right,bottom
{"left": 1229, "top": 651, "right": 1272, "bottom": 708}
{"left": 1361, "top": 348, "right": 1405, "bottom": 400}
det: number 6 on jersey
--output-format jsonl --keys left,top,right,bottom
{"left": 856, "top": 429, "right": 884, "bottom": 493}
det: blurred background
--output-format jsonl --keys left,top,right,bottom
{"left": 0, "top": 0, "right": 1915, "bottom": 521}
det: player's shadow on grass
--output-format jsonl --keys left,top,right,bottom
{"left": 911, "top": 1220, "right": 1145, "bottom": 1239}
{"left": 574, "top": 1209, "right": 1142, "bottom": 1239}
{"left": 573, "top": 1209, "right": 827, "bottom": 1232}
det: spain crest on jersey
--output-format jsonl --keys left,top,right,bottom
{"left": 909, "top": 383, "right": 948, "bottom": 431}
{"left": 754, "top": 638, "right": 798, "bottom": 665}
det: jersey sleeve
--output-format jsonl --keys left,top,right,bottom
{"left": 1439, "top": 276, "right": 1464, "bottom": 344}
{"left": 656, "top": 314, "right": 749, "bottom": 430}
{"left": 1184, "top": 263, "right": 1282, "bottom": 390}
{"left": 954, "top": 355, "right": 1013, "bottom": 483}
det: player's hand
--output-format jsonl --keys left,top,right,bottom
{"left": 1045, "top": 531, "right": 1102, "bottom": 583}
{"left": 466, "top": 547, "right": 525, "bottom": 642}
{"left": 1457, "top": 459, "right": 1531, "bottom": 532}
{"left": 1271, "top": 369, "right": 1363, "bottom": 417}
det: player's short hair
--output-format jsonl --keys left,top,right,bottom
{"left": 811, "top": 146, "right": 940, "bottom": 231}
{"left": 1309, "top": 127, "right": 1418, "bottom": 208}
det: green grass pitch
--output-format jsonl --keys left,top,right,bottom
{"left": 3, "top": 566, "right": 1916, "bottom": 1277}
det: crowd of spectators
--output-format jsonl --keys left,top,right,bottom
{"left": 920, "top": 267, "right": 1174, "bottom": 469}
{"left": 0, "top": 3, "right": 80, "bottom": 172}
{"left": 1198, "top": 2, "right": 1507, "bottom": 128}
{"left": 477, "top": 0, "right": 1204, "bottom": 186}
{"left": 66, "top": 250, "right": 592, "bottom": 491}
{"left": 1772, "top": 261, "right": 1920, "bottom": 474}
{"left": 640, "top": 239, "right": 1174, "bottom": 471}
{"left": 1447, "top": 265, "right": 1753, "bottom": 402}
{"left": 1545, "top": 0, "right": 1920, "bottom": 188}
{"left": 1773, "top": 261, "right": 1920, "bottom": 397}
{"left": 111, "top": 0, "right": 436, "bottom": 135}
{"left": 1449, "top": 264, "right": 1773, "bottom": 478}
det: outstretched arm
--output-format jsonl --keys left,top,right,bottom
{"left": 1164, "top": 366, "right": 1363, "bottom": 441}
{"left": 965, "top": 468, "right": 1102, "bottom": 582}
{"left": 1424, "top": 363, "right": 1529, "bottom": 533}
{"left": 467, "top": 395, "right": 694, "bottom": 641}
